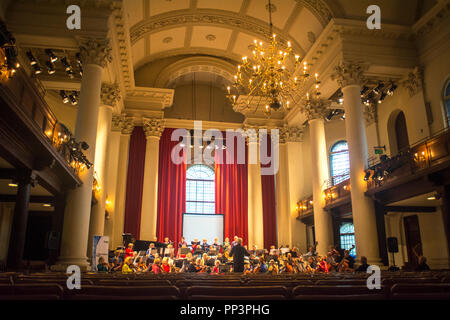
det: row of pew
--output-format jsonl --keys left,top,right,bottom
{"left": 0, "top": 271, "right": 449, "bottom": 300}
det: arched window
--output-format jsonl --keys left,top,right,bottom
{"left": 186, "top": 164, "right": 215, "bottom": 214}
{"left": 339, "top": 222, "right": 356, "bottom": 256}
{"left": 330, "top": 141, "right": 350, "bottom": 185}
{"left": 444, "top": 79, "right": 450, "bottom": 127}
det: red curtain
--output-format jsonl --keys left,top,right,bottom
{"left": 156, "top": 128, "right": 186, "bottom": 244}
{"left": 123, "top": 126, "right": 146, "bottom": 240}
{"left": 215, "top": 133, "right": 248, "bottom": 245}
{"left": 260, "top": 134, "right": 277, "bottom": 249}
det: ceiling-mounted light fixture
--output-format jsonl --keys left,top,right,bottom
{"left": 46, "top": 61, "right": 55, "bottom": 74}
{"left": 360, "top": 85, "right": 369, "bottom": 97}
{"left": 26, "top": 51, "right": 37, "bottom": 66}
{"left": 45, "top": 49, "right": 58, "bottom": 63}
{"left": 378, "top": 92, "right": 387, "bottom": 104}
{"left": 387, "top": 83, "right": 397, "bottom": 96}
{"left": 33, "top": 64, "right": 42, "bottom": 75}
{"left": 373, "top": 83, "right": 383, "bottom": 95}
{"left": 60, "top": 90, "right": 69, "bottom": 104}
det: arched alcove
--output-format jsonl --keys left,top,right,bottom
{"left": 388, "top": 109, "right": 410, "bottom": 155}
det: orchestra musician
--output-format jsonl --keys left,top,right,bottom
{"left": 178, "top": 236, "right": 188, "bottom": 248}
{"left": 201, "top": 238, "right": 209, "bottom": 252}
{"left": 253, "top": 256, "right": 268, "bottom": 273}
{"left": 211, "top": 260, "right": 220, "bottom": 274}
{"left": 267, "top": 259, "right": 279, "bottom": 275}
{"left": 122, "top": 257, "right": 135, "bottom": 274}
{"left": 161, "top": 257, "right": 171, "bottom": 273}
{"left": 125, "top": 243, "right": 135, "bottom": 259}
{"left": 151, "top": 258, "right": 161, "bottom": 274}
{"left": 191, "top": 238, "right": 200, "bottom": 253}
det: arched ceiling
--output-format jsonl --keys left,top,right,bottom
{"left": 125, "top": 0, "right": 330, "bottom": 72}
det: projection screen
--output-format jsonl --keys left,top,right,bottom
{"left": 182, "top": 213, "right": 224, "bottom": 244}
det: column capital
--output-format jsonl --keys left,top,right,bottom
{"left": 111, "top": 114, "right": 134, "bottom": 134}
{"left": 78, "top": 38, "right": 112, "bottom": 68}
{"left": 332, "top": 61, "right": 366, "bottom": 88}
{"left": 281, "top": 125, "right": 304, "bottom": 143}
{"left": 364, "top": 101, "right": 378, "bottom": 126}
{"left": 401, "top": 67, "right": 423, "bottom": 97}
{"left": 301, "top": 99, "right": 330, "bottom": 121}
{"left": 101, "top": 83, "right": 121, "bottom": 108}
{"left": 142, "top": 118, "right": 165, "bottom": 138}
{"left": 242, "top": 125, "right": 259, "bottom": 144}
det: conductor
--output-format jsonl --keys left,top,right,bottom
{"left": 229, "top": 238, "right": 250, "bottom": 272}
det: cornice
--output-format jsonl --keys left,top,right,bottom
{"left": 412, "top": 0, "right": 450, "bottom": 39}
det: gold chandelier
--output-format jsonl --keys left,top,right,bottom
{"left": 226, "top": 0, "right": 318, "bottom": 117}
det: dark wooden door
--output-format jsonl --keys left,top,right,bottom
{"left": 404, "top": 215, "right": 422, "bottom": 266}
{"left": 395, "top": 112, "right": 410, "bottom": 153}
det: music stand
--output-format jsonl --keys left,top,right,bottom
{"left": 208, "top": 249, "right": 217, "bottom": 256}
{"left": 122, "top": 233, "right": 132, "bottom": 247}
{"left": 219, "top": 264, "right": 231, "bottom": 273}
{"left": 179, "top": 247, "right": 191, "bottom": 255}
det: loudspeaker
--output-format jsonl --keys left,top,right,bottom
{"left": 387, "top": 237, "right": 399, "bottom": 253}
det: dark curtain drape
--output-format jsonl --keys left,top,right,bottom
{"left": 156, "top": 128, "right": 186, "bottom": 245}
{"left": 123, "top": 126, "right": 146, "bottom": 240}
{"left": 260, "top": 134, "right": 277, "bottom": 249}
{"left": 215, "top": 132, "right": 248, "bottom": 245}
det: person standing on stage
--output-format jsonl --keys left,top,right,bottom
{"left": 178, "top": 237, "right": 188, "bottom": 248}
{"left": 231, "top": 236, "right": 239, "bottom": 248}
{"left": 212, "top": 237, "right": 220, "bottom": 250}
{"left": 201, "top": 238, "right": 209, "bottom": 252}
{"left": 229, "top": 238, "right": 250, "bottom": 273}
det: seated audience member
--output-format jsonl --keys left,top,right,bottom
{"left": 122, "top": 257, "right": 135, "bottom": 274}
{"left": 415, "top": 256, "right": 430, "bottom": 271}
{"left": 151, "top": 258, "right": 161, "bottom": 274}
{"left": 211, "top": 260, "right": 221, "bottom": 274}
{"left": 268, "top": 259, "right": 279, "bottom": 275}
{"left": 125, "top": 243, "right": 135, "bottom": 259}
{"left": 355, "top": 256, "right": 370, "bottom": 272}
{"left": 97, "top": 256, "right": 109, "bottom": 272}
{"left": 201, "top": 239, "right": 209, "bottom": 252}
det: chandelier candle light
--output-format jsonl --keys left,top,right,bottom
{"left": 226, "top": 0, "right": 317, "bottom": 117}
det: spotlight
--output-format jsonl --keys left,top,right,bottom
{"left": 340, "top": 114, "right": 345, "bottom": 120}
{"left": 80, "top": 141, "right": 89, "bottom": 150}
{"left": 360, "top": 85, "right": 369, "bottom": 97}
{"left": 364, "top": 170, "right": 371, "bottom": 181}
{"left": 45, "top": 49, "right": 58, "bottom": 63}
{"left": 66, "top": 69, "right": 75, "bottom": 79}
{"left": 0, "top": 21, "right": 15, "bottom": 47}
{"left": 387, "top": 83, "right": 397, "bottom": 96}
{"left": 378, "top": 92, "right": 387, "bottom": 104}
{"left": 33, "top": 64, "right": 42, "bottom": 75}
{"left": 46, "top": 61, "right": 56, "bottom": 74}
{"left": 75, "top": 52, "right": 82, "bottom": 65}
{"left": 26, "top": 51, "right": 38, "bottom": 66}
{"left": 4, "top": 46, "right": 19, "bottom": 70}
{"left": 60, "top": 57, "right": 71, "bottom": 71}
{"left": 373, "top": 83, "right": 383, "bottom": 95}
{"left": 79, "top": 66, "right": 83, "bottom": 76}
{"left": 367, "top": 92, "right": 374, "bottom": 100}
{"left": 60, "top": 90, "right": 69, "bottom": 104}
{"left": 69, "top": 93, "right": 78, "bottom": 105}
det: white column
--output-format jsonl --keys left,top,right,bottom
{"left": 309, "top": 115, "right": 333, "bottom": 256}
{"left": 140, "top": 118, "right": 164, "bottom": 240}
{"left": 334, "top": 62, "right": 381, "bottom": 265}
{"left": 247, "top": 129, "right": 264, "bottom": 249}
{"left": 276, "top": 138, "right": 291, "bottom": 247}
{"left": 54, "top": 39, "right": 112, "bottom": 270}
{"left": 103, "top": 114, "right": 123, "bottom": 249}
{"left": 87, "top": 84, "right": 121, "bottom": 254}
{"left": 111, "top": 118, "right": 134, "bottom": 248}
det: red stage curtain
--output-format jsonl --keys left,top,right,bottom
{"left": 260, "top": 134, "right": 277, "bottom": 249}
{"left": 215, "top": 133, "right": 248, "bottom": 245}
{"left": 156, "top": 128, "right": 186, "bottom": 245}
{"left": 123, "top": 126, "right": 146, "bottom": 240}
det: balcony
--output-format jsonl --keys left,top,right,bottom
{"left": 296, "top": 195, "right": 314, "bottom": 224}
{"left": 323, "top": 178, "right": 351, "bottom": 210}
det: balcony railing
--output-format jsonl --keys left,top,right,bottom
{"left": 323, "top": 178, "right": 351, "bottom": 207}
{"left": 366, "top": 127, "right": 450, "bottom": 189}
{"left": 296, "top": 195, "right": 314, "bottom": 217}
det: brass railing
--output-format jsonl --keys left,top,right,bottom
{"left": 323, "top": 178, "right": 351, "bottom": 206}
{"left": 297, "top": 195, "right": 314, "bottom": 217}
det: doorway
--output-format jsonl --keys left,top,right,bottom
{"left": 404, "top": 215, "right": 422, "bottom": 266}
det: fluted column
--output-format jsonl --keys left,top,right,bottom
{"left": 305, "top": 100, "right": 333, "bottom": 255}
{"left": 103, "top": 114, "right": 123, "bottom": 249}
{"left": 246, "top": 128, "right": 264, "bottom": 248}
{"left": 333, "top": 62, "right": 381, "bottom": 265}
{"left": 140, "top": 118, "right": 165, "bottom": 240}
{"left": 54, "top": 39, "right": 112, "bottom": 270}
{"left": 111, "top": 116, "right": 134, "bottom": 248}
{"left": 87, "top": 83, "right": 121, "bottom": 255}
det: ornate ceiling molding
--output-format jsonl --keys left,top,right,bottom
{"left": 78, "top": 38, "right": 113, "bottom": 68}
{"left": 129, "top": 12, "right": 305, "bottom": 57}
{"left": 401, "top": 67, "right": 423, "bottom": 97}
{"left": 280, "top": 124, "right": 304, "bottom": 143}
{"left": 301, "top": 99, "right": 331, "bottom": 121}
{"left": 332, "top": 61, "right": 366, "bottom": 88}
{"left": 413, "top": 0, "right": 450, "bottom": 39}
{"left": 296, "top": 0, "right": 333, "bottom": 27}
{"left": 155, "top": 56, "right": 236, "bottom": 87}
{"left": 101, "top": 83, "right": 121, "bottom": 107}
{"left": 142, "top": 118, "right": 165, "bottom": 138}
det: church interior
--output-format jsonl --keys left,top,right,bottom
{"left": 0, "top": 0, "right": 450, "bottom": 301}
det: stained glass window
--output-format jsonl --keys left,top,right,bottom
{"left": 186, "top": 164, "right": 215, "bottom": 214}
{"left": 330, "top": 141, "right": 350, "bottom": 185}
{"left": 339, "top": 222, "right": 356, "bottom": 256}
